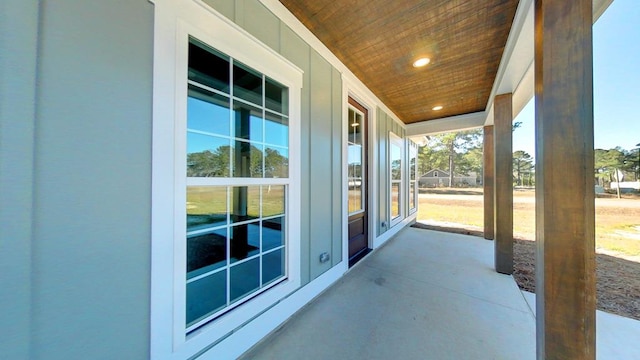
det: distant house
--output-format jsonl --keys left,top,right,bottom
{"left": 419, "top": 169, "right": 480, "bottom": 187}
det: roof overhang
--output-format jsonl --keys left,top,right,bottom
{"left": 409, "top": 0, "right": 613, "bottom": 137}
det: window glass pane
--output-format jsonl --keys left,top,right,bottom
{"left": 186, "top": 270, "right": 227, "bottom": 326}
{"left": 187, "top": 229, "right": 228, "bottom": 278}
{"left": 230, "top": 186, "right": 260, "bottom": 223}
{"left": 233, "top": 101, "right": 262, "bottom": 142}
{"left": 348, "top": 145, "right": 362, "bottom": 176}
{"left": 391, "top": 182, "right": 400, "bottom": 219}
{"left": 188, "top": 41, "right": 230, "bottom": 93}
{"left": 409, "top": 182, "right": 416, "bottom": 210}
{"left": 265, "top": 146, "right": 288, "bottom": 178}
{"left": 262, "top": 249, "right": 284, "bottom": 285}
{"left": 349, "top": 182, "right": 363, "bottom": 213}
{"left": 391, "top": 143, "right": 401, "bottom": 180}
{"left": 410, "top": 154, "right": 416, "bottom": 181}
{"left": 262, "top": 216, "right": 284, "bottom": 251}
{"left": 232, "top": 141, "right": 264, "bottom": 178}
{"left": 348, "top": 110, "right": 363, "bottom": 145}
{"left": 265, "top": 77, "right": 288, "bottom": 115}
{"left": 187, "top": 186, "right": 227, "bottom": 232}
{"left": 187, "top": 133, "right": 231, "bottom": 177}
{"left": 264, "top": 112, "right": 288, "bottom": 147}
{"left": 262, "top": 185, "right": 285, "bottom": 217}
{"left": 230, "top": 222, "right": 260, "bottom": 263}
{"left": 188, "top": 85, "right": 230, "bottom": 136}
{"left": 233, "top": 62, "right": 262, "bottom": 106}
{"left": 230, "top": 258, "right": 260, "bottom": 302}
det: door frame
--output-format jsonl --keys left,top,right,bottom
{"left": 342, "top": 79, "right": 377, "bottom": 266}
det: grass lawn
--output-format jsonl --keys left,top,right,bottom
{"left": 418, "top": 188, "right": 640, "bottom": 257}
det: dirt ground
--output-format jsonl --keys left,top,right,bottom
{"left": 414, "top": 188, "right": 640, "bottom": 320}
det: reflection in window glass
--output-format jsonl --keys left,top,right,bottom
{"left": 348, "top": 108, "right": 365, "bottom": 214}
{"left": 186, "top": 270, "right": 227, "bottom": 326}
{"left": 391, "top": 143, "right": 401, "bottom": 181}
{"left": 233, "top": 101, "right": 263, "bottom": 142}
{"left": 187, "top": 186, "right": 228, "bottom": 231}
{"left": 262, "top": 216, "right": 284, "bottom": 251}
{"left": 188, "top": 85, "right": 230, "bottom": 136}
{"left": 262, "top": 186, "right": 285, "bottom": 217}
{"left": 230, "top": 258, "right": 260, "bottom": 302}
{"left": 262, "top": 249, "right": 284, "bottom": 285}
{"left": 188, "top": 41, "right": 230, "bottom": 93}
{"left": 265, "top": 112, "right": 288, "bottom": 147}
{"left": 233, "top": 62, "right": 262, "bottom": 106}
{"left": 230, "top": 222, "right": 260, "bottom": 262}
{"left": 409, "top": 141, "right": 418, "bottom": 213}
{"left": 232, "top": 141, "right": 264, "bottom": 178}
{"left": 265, "top": 146, "right": 288, "bottom": 178}
{"left": 187, "top": 228, "right": 228, "bottom": 278}
{"left": 187, "top": 133, "right": 231, "bottom": 177}
{"left": 409, "top": 183, "right": 416, "bottom": 210}
{"left": 185, "top": 38, "right": 290, "bottom": 330}
{"left": 391, "top": 183, "right": 400, "bottom": 219}
{"left": 390, "top": 133, "right": 403, "bottom": 223}
{"left": 230, "top": 186, "right": 260, "bottom": 223}
{"left": 265, "top": 77, "right": 288, "bottom": 115}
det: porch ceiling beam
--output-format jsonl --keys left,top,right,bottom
{"left": 405, "top": 111, "right": 485, "bottom": 137}
{"left": 493, "top": 93, "right": 513, "bottom": 274}
{"left": 483, "top": 126, "right": 495, "bottom": 240}
{"left": 534, "top": 0, "right": 596, "bottom": 358}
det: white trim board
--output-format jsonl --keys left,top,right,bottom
{"left": 373, "top": 213, "right": 417, "bottom": 250}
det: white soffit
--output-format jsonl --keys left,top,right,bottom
{"left": 405, "top": 111, "right": 485, "bottom": 136}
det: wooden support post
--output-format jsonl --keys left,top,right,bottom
{"left": 535, "top": 0, "right": 596, "bottom": 359}
{"left": 483, "top": 125, "right": 495, "bottom": 240}
{"left": 493, "top": 94, "right": 513, "bottom": 274}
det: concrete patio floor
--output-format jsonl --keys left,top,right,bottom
{"left": 241, "top": 227, "right": 640, "bottom": 359}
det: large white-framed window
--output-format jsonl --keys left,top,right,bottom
{"left": 389, "top": 132, "right": 404, "bottom": 227}
{"left": 151, "top": 1, "right": 302, "bottom": 358}
{"left": 408, "top": 140, "right": 418, "bottom": 214}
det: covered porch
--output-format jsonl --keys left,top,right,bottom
{"left": 242, "top": 227, "right": 639, "bottom": 359}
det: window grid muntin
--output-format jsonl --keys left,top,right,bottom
{"left": 187, "top": 78, "right": 289, "bottom": 179}
{"left": 186, "top": 38, "right": 289, "bottom": 332}
{"left": 185, "top": 184, "right": 287, "bottom": 330}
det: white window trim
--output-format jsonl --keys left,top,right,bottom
{"left": 389, "top": 132, "right": 404, "bottom": 227}
{"left": 151, "top": 1, "right": 303, "bottom": 359}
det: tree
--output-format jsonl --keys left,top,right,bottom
{"left": 265, "top": 147, "right": 288, "bottom": 178}
{"left": 513, "top": 151, "right": 534, "bottom": 186}
{"left": 595, "top": 148, "right": 625, "bottom": 198}
{"left": 419, "top": 129, "right": 482, "bottom": 187}
{"left": 187, "top": 146, "right": 232, "bottom": 177}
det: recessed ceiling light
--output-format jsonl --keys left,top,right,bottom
{"left": 412, "top": 57, "right": 431, "bottom": 68}
{"left": 432, "top": 105, "right": 443, "bottom": 111}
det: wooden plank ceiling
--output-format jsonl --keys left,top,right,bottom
{"left": 279, "top": 0, "right": 519, "bottom": 124}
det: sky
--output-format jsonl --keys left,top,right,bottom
{"left": 512, "top": 0, "right": 640, "bottom": 160}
